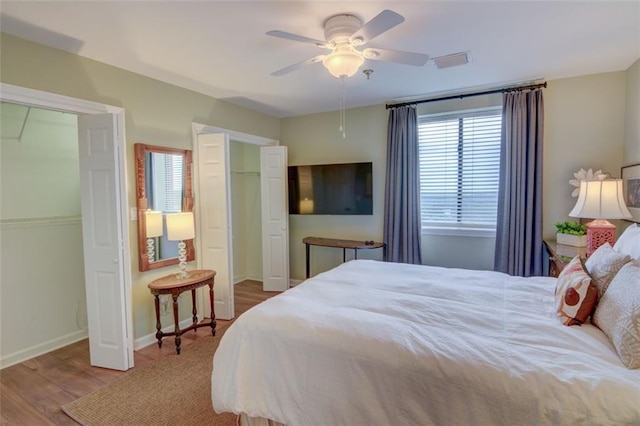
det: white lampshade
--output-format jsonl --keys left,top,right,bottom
{"left": 145, "top": 210, "right": 163, "bottom": 238}
{"left": 322, "top": 44, "right": 365, "bottom": 78}
{"left": 166, "top": 212, "right": 195, "bottom": 241}
{"left": 569, "top": 179, "right": 632, "bottom": 219}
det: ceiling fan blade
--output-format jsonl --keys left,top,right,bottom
{"left": 349, "top": 10, "right": 404, "bottom": 45}
{"left": 266, "top": 30, "right": 328, "bottom": 48}
{"left": 362, "top": 48, "right": 429, "bottom": 66}
{"left": 271, "top": 55, "right": 326, "bottom": 76}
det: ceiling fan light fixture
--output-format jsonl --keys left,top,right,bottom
{"left": 322, "top": 44, "right": 365, "bottom": 78}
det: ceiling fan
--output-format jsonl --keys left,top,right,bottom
{"left": 267, "top": 10, "right": 429, "bottom": 79}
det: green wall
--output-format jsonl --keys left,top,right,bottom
{"left": 1, "top": 104, "right": 80, "bottom": 218}
{"left": 543, "top": 72, "right": 628, "bottom": 239}
{"left": 624, "top": 58, "right": 640, "bottom": 164}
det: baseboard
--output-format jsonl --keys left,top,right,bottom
{"left": 133, "top": 317, "right": 198, "bottom": 351}
{"left": 234, "top": 274, "right": 262, "bottom": 284}
{"left": 0, "top": 329, "right": 88, "bottom": 370}
{"left": 236, "top": 276, "right": 296, "bottom": 286}
{"left": 237, "top": 277, "right": 301, "bottom": 287}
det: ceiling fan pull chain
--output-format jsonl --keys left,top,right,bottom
{"left": 340, "top": 76, "right": 346, "bottom": 138}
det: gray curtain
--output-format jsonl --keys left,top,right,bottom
{"left": 383, "top": 106, "right": 422, "bottom": 264}
{"left": 494, "top": 89, "right": 544, "bottom": 276}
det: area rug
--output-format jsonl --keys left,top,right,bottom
{"left": 62, "top": 322, "right": 238, "bottom": 426}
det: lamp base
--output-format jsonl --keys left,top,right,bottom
{"left": 586, "top": 219, "right": 616, "bottom": 256}
{"left": 146, "top": 238, "right": 155, "bottom": 263}
{"left": 175, "top": 240, "right": 190, "bottom": 279}
{"left": 175, "top": 270, "right": 190, "bottom": 280}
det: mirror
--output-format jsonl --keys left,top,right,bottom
{"left": 135, "top": 143, "right": 194, "bottom": 271}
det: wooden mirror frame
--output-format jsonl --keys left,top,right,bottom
{"left": 135, "top": 143, "right": 195, "bottom": 272}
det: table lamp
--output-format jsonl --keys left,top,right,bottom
{"left": 299, "top": 198, "right": 314, "bottom": 214}
{"left": 144, "top": 210, "right": 163, "bottom": 263}
{"left": 569, "top": 177, "right": 632, "bottom": 255}
{"left": 166, "top": 212, "right": 195, "bottom": 279}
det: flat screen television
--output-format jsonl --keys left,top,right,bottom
{"left": 288, "top": 162, "right": 373, "bottom": 215}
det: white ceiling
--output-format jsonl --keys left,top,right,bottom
{"left": 1, "top": 1, "right": 639, "bottom": 118}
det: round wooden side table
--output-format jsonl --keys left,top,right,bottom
{"left": 147, "top": 269, "right": 216, "bottom": 354}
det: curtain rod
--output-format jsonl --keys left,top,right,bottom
{"left": 385, "top": 81, "right": 547, "bottom": 110}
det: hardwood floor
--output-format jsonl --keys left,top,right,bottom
{"left": 0, "top": 280, "right": 279, "bottom": 425}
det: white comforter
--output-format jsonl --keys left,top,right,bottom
{"left": 212, "top": 260, "right": 640, "bottom": 425}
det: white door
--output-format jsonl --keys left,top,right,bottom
{"left": 195, "top": 133, "right": 234, "bottom": 319}
{"left": 78, "top": 113, "right": 132, "bottom": 371}
{"left": 261, "top": 146, "right": 290, "bottom": 291}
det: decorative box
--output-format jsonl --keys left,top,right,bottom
{"left": 556, "top": 233, "right": 587, "bottom": 247}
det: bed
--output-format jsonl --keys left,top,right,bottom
{"left": 211, "top": 259, "right": 640, "bottom": 425}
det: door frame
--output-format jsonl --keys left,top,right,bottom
{"left": 191, "top": 123, "right": 278, "bottom": 317}
{"left": 1, "top": 82, "right": 134, "bottom": 369}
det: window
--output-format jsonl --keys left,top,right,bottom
{"left": 418, "top": 107, "right": 502, "bottom": 236}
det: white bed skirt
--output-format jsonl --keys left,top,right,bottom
{"left": 240, "top": 414, "right": 286, "bottom": 426}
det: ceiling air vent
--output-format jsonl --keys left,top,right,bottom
{"left": 433, "top": 52, "right": 470, "bottom": 69}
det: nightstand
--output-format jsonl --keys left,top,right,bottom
{"left": 543, "top": 240, "right": 587, "bottom": 277}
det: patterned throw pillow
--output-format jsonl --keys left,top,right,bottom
{"left": 614, "top": 223, "right": 640, "bottom": 261}
{"left": 592, "top": 262, "right": 640, "bottom": 369}
{"left": 555, "top": 256, "right": 598, "bottom": 326}
{"left": 585, "top": 242, "right": 632, "bottom": 298}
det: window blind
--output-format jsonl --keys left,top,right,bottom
{"left": 162, "top": 154, "right": 183, "bottom": 212}
{"left": 151, "top": 153, "right": 184, "bottom": 212}
{"left": 418, "top": 107, "right": 502, "bottom": 230}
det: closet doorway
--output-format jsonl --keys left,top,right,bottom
{"left": 230, "top": 141, "right": 263, "bottom": 285}
{"left": 1, "top": 102, "right": 86, "bottom": 366}
{"left": 192, "top": 123, "right": 289, "bottom": 320}
{"left": 0, "top": 83, "right": 133, "bottom": 371}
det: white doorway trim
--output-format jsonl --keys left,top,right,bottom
{"left": 191, "top": 123, "right": 279, "bottom": 318}
{"left": 1, "top": 83, "right": 124, "bottom": 116}
{"left": 193, "top": 124, "right": 279, "bottom": 147}
{"left": 0, "top": 83, "right": 134, "bottom": 370}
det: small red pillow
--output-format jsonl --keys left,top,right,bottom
{"left": 555, "top": 256, "right": 598, "bottom": 326}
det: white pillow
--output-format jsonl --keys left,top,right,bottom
{"left": 614, "top": 223, "right": 640, "bottom": 261}
{"left": 555, "top": 256, "right": 598, "bottom": 326}
{"left": 592, "top": 261, "right": 640, "bottom": 369}
{"left": 585, "top": 242, "right": 632, "bottom": 297}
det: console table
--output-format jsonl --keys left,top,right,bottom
{"left": 303, "top": 236, "right": 385, "bottom": 278}
{"left": 147, "top": 269, "right": 216, "bottom": 354}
